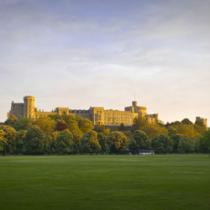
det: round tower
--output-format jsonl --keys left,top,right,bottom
{"left": 132, "top": 101, "right": 137, "bottom": 107}
{"left": 23, "top": 96, "right": 35, "bottom": 119}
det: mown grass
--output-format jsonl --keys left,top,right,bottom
{"left": 0, "top": 155, "right": 210, "bottom": 210}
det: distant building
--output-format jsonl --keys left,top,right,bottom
{"left": 8, "top": 96, "right": 159, "bottom": 126}
{"left": 8, "top": 96, "right": 208, "bottom": 128}
{"left": 195, "top": 117, "right": 208, "bottom": 127}
{"left": 9, "top": 96, "right": 35, "bottom": 119}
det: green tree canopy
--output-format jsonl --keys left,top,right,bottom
{"left": 78, "top": 118, "right": 93, "bottom": 133}
{"left": 199, "top": 129, "right": 210, "bottom": 153}
{"left": 81, "top": 130, "right": 101, "bottom": 153}
{"left": 0, "top": 125, "right": 17, "bottom": 154}
{"left": 177, "top": 136, "right": 196, "bottom": 153}
{"left": 53, "top": 129, "right": 74, "bottom": 154}
{"left": 56, "top": 120, "right": 68, "bottom": 131}
{"left": 152, "top": 135, "right": 173, "bottom": 154}
{"left": 108, "top": 131, "right": 129, "bottom": 154}
{"left": 0, "top": 129, "right": 7, "bottom": 154}
{"left": 133, "top": 117, "right": 168, "bottom": 139}
{"left": 34, "top": 117, "right": 55, "bottom": 134}
{"left": 14, "top": 118, "right": 33, "bottom": 131}
{"left": 24, "top": 126, "right": 45, "bottom": 154}
{"left": 131, "top": 130, "right": 150, "bottom": 153}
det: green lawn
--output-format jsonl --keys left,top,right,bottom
{"left": 0, "top": 155, "right": 210, "bottom": 210}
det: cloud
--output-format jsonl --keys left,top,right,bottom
{"left": 0, "top": 0, "right": 210, "bottom": 123}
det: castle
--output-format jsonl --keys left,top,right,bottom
{"left": 9, "top": 96, "right": 207, "bottom": 127}
{"left": 8, "top": 96, "right": 159, "bottom": 126}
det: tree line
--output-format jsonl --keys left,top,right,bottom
{"left": 0, "top": 114, "right": 209, "bottom": 155}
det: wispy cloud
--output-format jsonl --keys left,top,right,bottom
{"left": 0, "top": 0, "right": 210, "bottom": 124}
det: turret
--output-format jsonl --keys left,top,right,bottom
{"left": 23, "top": 96, "right": 35, "bottom": 119}
{"left": 195, "top": 117, "right": 208, "bottom": 128}
{"left": 132, "top": 101, "right": 137, "bottom": 107}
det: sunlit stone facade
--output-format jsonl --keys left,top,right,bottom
{"left": 9, "top": 96, "right": 160, "bottom": 126}
{"left": 195, "top": 117, "right": 208, "bottom": 127}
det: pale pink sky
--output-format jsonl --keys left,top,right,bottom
{"left": 0, "top": 0, "right": 210, "bottom": 125}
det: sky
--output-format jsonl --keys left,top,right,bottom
{"left": 0, "top": 0, "right": 210, "bottom": 125}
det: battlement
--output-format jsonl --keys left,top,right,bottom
{"left": 8, "top": 96, "right": 159, "bottom": 126}
{"left": 195, "top": 117, "right": 208, "bottom": 127}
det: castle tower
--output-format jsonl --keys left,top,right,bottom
{"left": 23, "top": 96, "right": 35, "bottom": 119}
{"left": 195, "top": 117, "right": 208, "bottom": 128}
{"left": 132, "top": 101, "right": 137, "bottom": 107}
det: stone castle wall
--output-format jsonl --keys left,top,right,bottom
{"left": 9, "top": 96, "right": 160, "bottom": 126}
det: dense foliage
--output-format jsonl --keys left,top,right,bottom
{"left": 0, "top": 114, "right": 209, "bottom": 155}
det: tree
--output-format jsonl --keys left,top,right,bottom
{"left": 5, "top": 115, "right": 17, "bottom": 127}
{"left": 0, "top": 125, "right": 17, "bottom": 154}
{"left": 0, "top": 129, "right": 7, "bottom": 155}
{"left": 94, "top": 125, "right": 110, "bottom": 136}
{"left": 98, "top": 132, "right": 110, "bottom": 153}
{"left": 133, "top": 117, "right": 168, "bottom": 139}
{"left": 53, "top": 129, "right": 74, "bottom": 154}
{"left": 81, "top": 130, "right": 101, "bottom": 153}
{"left": 108, "top": 131, "right": 129, "bottom": 154}
{"left": 152, "top": 135, "right": 173, "bottom": 154}
{"left": 195, "top": 121, "right": 207, "bottom": 136}
{"left": 34, "top": 117, "right": 55, "bottom": 134}
{"left": 177, "top": 136, "right": 195, "bottom": 153}
{"left": 134, "top": 130, "right": 150, "bottom": 149}
{"left": 171, "top": 134, "right": 196, "bottom": 153}
{"left": 56, "top": 120, "right": 68, "bottom": 131}
{"left": 24, "top": 126, "right": 45, "bottom": 154}
{"left": 181, "top": 118, "right": 193, "bottom": 125}
{"left": 199, "top": 129, "right": 210, "bottom": 153}
{"left": 119, "top": 123, "right": 127, "bottom": 131}
{"left": 14, "top": 118, "right": 33, "bottom": 131}
{"left": 143, "top": 125, "right": 168, "bottom": 139}
{"left": 167, "top": 120, "right": 199, "bottom": 139}
{"left": 78, "top": 118, "right": 93, "bottom": 133}
{"left": 95, "top": 126, "right": 110, "bottom": 154}
{"left": 132, "top": 117, "right": 147, "bottom": 131}
{"left": 15, "top": 130, "right": 27, "bottom": 154}
{"left": 171, "top": 134, "right": 181, "bottom": 153}
{"left": 68, "top": 120, "right": 83, "bottom": 141}
{"left": 130, "top": 130, "right": 150, "bottom": 154}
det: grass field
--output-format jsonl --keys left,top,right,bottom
{"left": 0, "top": 155, "right": 210, "bottom": 210}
